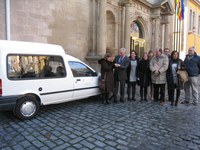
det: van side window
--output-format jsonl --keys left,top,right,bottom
{"left": 7, "top": 55, "right": 66, "bottom": 80}
{"left": 68, "top": 61, "right": 94, "bottom": 77}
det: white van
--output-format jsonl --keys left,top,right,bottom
{"left": 0, "top": 40, "right": 100, "bottom": 120}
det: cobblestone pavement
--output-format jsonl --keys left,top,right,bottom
{"left": 1, "top": 87, "right": 200, "bottom": 150}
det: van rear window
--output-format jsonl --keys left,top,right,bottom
{"left": 7, "top": 55, "right": 66, "bottom": 80}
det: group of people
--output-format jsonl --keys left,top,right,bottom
{"left": 98, "top": 47, "right": 200, "bottom": 106}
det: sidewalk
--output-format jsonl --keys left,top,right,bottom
{"left": 0, "top": 77, "right": 200, "bottom": 149}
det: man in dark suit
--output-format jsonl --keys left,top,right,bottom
{"left": 114, "top": 48, "right": 130, "bottom": 102}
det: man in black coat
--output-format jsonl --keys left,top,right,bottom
{"left": 114, "top": 48, "right": 130, "bottom": 102}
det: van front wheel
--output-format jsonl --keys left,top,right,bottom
{"left": 15, "top": 96, "right": 40, "bottom": 120}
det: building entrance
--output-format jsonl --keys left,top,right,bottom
{"left": 130, "top": 21, "right": 146, "bottom": 58}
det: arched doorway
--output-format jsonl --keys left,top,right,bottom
{"left": 130, "top": 21, "right": 146, "bottom": 58}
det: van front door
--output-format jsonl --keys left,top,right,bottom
{"left": 68, "top": 61, "right": 99, "bottom": 99}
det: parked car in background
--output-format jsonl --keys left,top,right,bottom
{"left": 0, "top": 40, "right": 100, "bottom": 120}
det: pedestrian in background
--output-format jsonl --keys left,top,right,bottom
{"left": 164, "top": 48, "right": 171, "bottom": 59}
{"left": 166, "top": 51, "right": 184, "bottom": 106}
{"left": 127, "top": 50, "right": 139, "bottom": 101}
{"left": 183, "top": 47, "right": 200, "bottom": 106}
{"left": 164, "top": 48, "right": 172, "bottom": 102}
{"left": 98, "top": 53, "right": 115, "bottom": 104}
{"left": 137, "top": 52, "right": 151, "bottom": 101}
{"left": 150, "top": 48, "right": 169, "bottom": 105}
{"left": 148, "top": 50, "right": 154, "bottom": 100}
{"left": 114, "top": 48, "right": 130, "bottom": 102}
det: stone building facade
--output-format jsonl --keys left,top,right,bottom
{"left": 0, "top": 0, "right": 174, "bottom": 71}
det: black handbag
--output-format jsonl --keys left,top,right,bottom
{"left": 99, "top": 73, "right": 106, "bottom": 91}
{"left": 136, "top": 79, "right": 140, "bottom": 86}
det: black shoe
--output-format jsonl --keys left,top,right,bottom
{"left": 171, "top": 102, "right": 173, "bottom": 106}
{"left": 181, "top": 101, "right": 189, "bottom": 104}
{"left": 192, "top": 102, "right": 198, "bottom": 106}
{"left": 102, "top": 100, "right": 106, "bottom": 104}
{"left": 109, "top": 94, "right": 114, "bottom": 100}
{"left": 120, "top": 98, "right": 125, "bottom": 102}
{"left": 132, "top": 98, "right": 136, "bottom": 101}
{"left": 106, "top": 101, "right": 110, "bottom": 104}
{"left": 114, "top": 100, "right": 118, "bottom": 103}
{"left": 120, "top": 97, "right": 125, "bottom": 103}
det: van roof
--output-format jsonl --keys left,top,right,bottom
{"left": 0, "top": 40, "right": 65, "bottom": 55}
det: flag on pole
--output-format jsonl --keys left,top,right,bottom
{"left": 176, "top": 0, "right": 184, "bottom": 20}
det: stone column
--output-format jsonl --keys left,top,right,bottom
{"left": 97, "top": 0, "right": 106, "bottom": 56}
{"left": 164, "top": 22, "right": 169, "bottom": 49}
{"left": 115, "top": 22, "right": 118, "bottom": 50}
{"left": 92, "top": 0, "right": 96, "bottom": 55}
{"left": 154, "top": 18, "right": 161, "bottom": 49}
{"left": 121, "top": 6, "right": 125, "bottom": 48}
{"left": 124, "top": 3, "right": 130, "bottom": 54}
{"left": 88, "top": 0, "right": 97, "bottom": 56}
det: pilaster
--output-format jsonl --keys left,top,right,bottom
{"left": 124, "top": 3, "right": 131, "bottom": 54}
{"left": 97, "top": 0, "right": 106, "bottom": 56}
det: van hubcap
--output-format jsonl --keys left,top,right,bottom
{"left": 20, "top": 101, "right": 36, "bottom": 117}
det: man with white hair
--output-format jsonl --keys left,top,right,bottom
{"left": 183, "top": 46, "right": 200, "bottom": 106}
{"left": 113, "top": 48, "right": 130, "bottom": 102}
{"left": 150, "top": 48, "right": 169, "bottom": 105}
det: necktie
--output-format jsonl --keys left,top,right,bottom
{"left": 119, "top": 57, "right": 123, "bottom": 64}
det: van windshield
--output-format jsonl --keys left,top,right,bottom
{"left": 7, "top": 55, "right": 66, "bottom": 79}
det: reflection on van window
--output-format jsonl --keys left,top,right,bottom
{"left": 68, "top": 61, "right": 94, "bottom": 77}
{"left": 8, "top": 55, "right": 66, "bottom": 79}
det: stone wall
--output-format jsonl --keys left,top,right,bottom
{"left": 0, "top": 0, "right": 174, "bottom": 71}
{"left": 10, "top": 0, "right": 90, "bottom": 61}
{"left": 0, "top": 0, "right": 6, "bottom": 39}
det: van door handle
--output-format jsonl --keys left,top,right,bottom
{"left": 76, "top": 79, "right": 81, "bottom": 81}
{"left": 38, "top": 87, "right": 43, "bottom": 91}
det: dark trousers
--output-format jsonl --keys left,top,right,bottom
{"left": 127, "top": 81, "right": 137, "bottom": 100}
{"left": 168, "top": 85, "right": 180, "bottom": 105}
{"left": 153, "top": 84, "right": 165, "bottom": 102}
{"left": 102, "top": 92, "right": 110, "bottom": 104}
{"left": 166, "top": 81, "right": 171, "bottom": 101}
{"left": 114, "top": 79, "right": 126, "bottom": 101}
{"left": 140, "top": 86, "right": 148, "bottom": 100}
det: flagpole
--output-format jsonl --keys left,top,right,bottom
{"left": 176, "top": 13, "right": 179, "bottom": 51}
{"left": 174, "top": 0, "right": 177, "bottom": 51}
{"left": 178, "top": 20, "right": 181, "bottom": 52}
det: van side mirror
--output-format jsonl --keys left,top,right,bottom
{"left": 92, "top": 72, "right": 98, "bottom": 76}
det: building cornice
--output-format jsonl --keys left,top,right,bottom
{"left": 191, "top": 0, "right": 200, "bottom": 6}
{"left": 118, "top": 0, "right": 151, "bottom": 6}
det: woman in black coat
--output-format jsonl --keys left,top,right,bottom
{"left": 136, "top": 52, "right": 151, "bottom": 101}
{"left": 98, "top": 53, "right": 115, "bottom": 104}
{"left": 166, "top": 51, "right": 184, "bottom": 106}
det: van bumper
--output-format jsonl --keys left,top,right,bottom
{"left": 0, "top": 96, "right": 19, "bottom": 111}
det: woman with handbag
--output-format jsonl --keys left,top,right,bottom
{"left": 166, "top": 51, "right": 184, "bottom": 106}
{"left": 98, "top": 53, "right": 115, "bottom": 104}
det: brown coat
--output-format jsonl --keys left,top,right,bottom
{"left": 99, "top": 59, "right": 115, "bottom": 92}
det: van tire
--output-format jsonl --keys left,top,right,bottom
{"left": 15, "top": 95, "right": 40, "bottom": 120}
